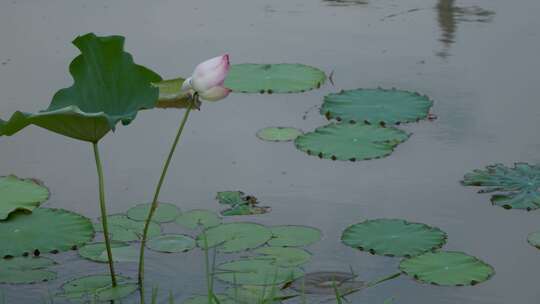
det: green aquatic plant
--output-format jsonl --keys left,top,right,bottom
{"left": 253, "top": 247, "right": 312, "bottom": 267}
{"left": 78, "top": 242, "right": 139, "bottom": 263}
{"left": 256, "top": 127, "right": 303, "bottom": 142}
{"left": 215, "top": 259, "right": 304, "bottom": 286}
{"left": 196, "top": 222, "right": 272, "bottom": 253}
{"left": 0, "top": 175, "right": 50, "bottom": 220}
{"left": 146, "top": 234, "right": 196, "bottom": 253}
{"left": 95, "top": 214, "right": 161, "bottom": 242}
{"left": 57, "top": 275, "right": 137, "bottom": 302}
{"left": 268, "top": 225, "right": 322, "bottom": 247}
{"left": 127, "top": 203, "right": 181, "bottom": 223}
{"left": 0, "top": 257, "right": 56, "bottom": 284}
{"left": 175, "top": 209, "right": 221, "bottom": 229}
{"left": 527, "top": 231, "right": 540, "bottom": 250}
{"left": 216, "top": 191, "right": 270, "bottom": 216}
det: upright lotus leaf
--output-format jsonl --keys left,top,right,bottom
{"left": 527, "top": 231, "right": 540, "bottom": 250}
{"left": 0, "top": 175, "right": 50, "bottom": 220}
{"left": 268, "top": 225, "right": 322, "bottom": 247}
{"left": 290, "top": 271, "right": 365, "bottom": 295}
{"left": 0, "top": 33, "right": 161, "bottom": 142}
{"left": 216, "top": 259, "right": 304, "bottom": 286}
{"left": 127, "top": 202, "right": 180, "bottom": 223}
{"left": 462, "top": 163, "right": 540, "bottom": 210}
{"left": 153, "top": 77, "right": 193, "bottom": 109}
{"left": 57, "top": 275, "right": 137, "bottom": 302}
{"left": 224, "top": 63, "right": 326, "bottom": 94}
{"left": 295, "top": 123, "right": 410, "bottom": 161}
{"left": 0, "top": 257, "right": 57, "bottom": 284}
{"left": 94, "top": 215, "right": 161, "bottom": 242}
{"left": 146, "top": 234, "right": 196, "bottom": 253}
{"left": 341, "top": 219, "right": 447, "bottom": 257}
{"left": 322, "top": 88, "right": 433, "bottom": 125}
{"left": 399, "top": 251, "right": 494, "bottom": 286}
{"left": 197, "top": 222, "right": 272, "bottom": 253}
{"left": 175, "top": 209, "right": 221, "bottom": 229}
{"left": 0, "top": 208, "right": 94, "bottom": 258}
{"left": 253, "top": 247, "right": 312, "bottom": 267}
{"left": 78, "top": 242, "right": 138, "bottom": 263}
{"left": 256, "top": 127, "right": 303, "bottom": 142}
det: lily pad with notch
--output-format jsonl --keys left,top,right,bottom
{"left": 268, "top": 225, "right": 322, "bottom": 247}
{"left": 0, "top": 257, "right": 57, "bottom": 284}
{"left": 196, "top": 222, "right": 272, "bottom": 253}
{"left": 0, "top": 175, "right": 50, "bottom": 220}
{"left": 127, "top": 202, "right": 180, "bottom": 223}
{"left": 94, "top": 215, "right": 160, "bottom": 242}
{"left": 57, "top": 275, "right": 137, "bottom": 302}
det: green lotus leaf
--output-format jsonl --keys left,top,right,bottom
{"left": 221, "top": 204, "right": 271, "bottom": 216}
{"left": 78, "top": 242, "right": 138, "bottom": 263}
{"left": 57, "top": 275, "right": 137, "bottom": 302}
{"left": 341, "top": 219, "right": 447, "bottom": 257}
{"left": 197, "top": 222, "right": 272, "bottom": 253}
{"left": 183, "top": 294, "right": 236, "bottom": 304}
{"left": 126, "top": 202, "right": 180, "bottom": 223}
{"left": 253, "top": 247, "right": 312, "bottom": 267}
{"left": 216, "top": 191, "right": 246, "bottom": 205}
{"left": 224, "top": 63, "right": 326, "bottom": 94}
{"left": 322, "top": 88, "right": 433, "bottom": 125}
{"left": 153, "top": 77, "right": 193, "bottom": 109}
{"left": 0, "top": 208, "right": 94, "bottom": 258}
{"left": 295, "top": 123, "right": 409, "bottom": 161}
{"left": 0, "top": 33, "right": 161, "bottom": 142}
{"left": 399, "top": 251, "right": 494, "bottom": 286}
{"left": 527, "top": 231, "right": 540, "bottom": 250}
{"left": 95, "top": 215, "right": 160, "bottom": 242}
{"left": 0, "top": 257, "right": 56, "bottom": 284}
{"left": 146, "top": 234, "right": 196, "bottom": 253}
{"left": 175, "top": 209, "right": 221, "bottom": 229}
{"left": 290, "top": 271, "right": 365, "bottom": 295}
{"left": 256, "top": 127, "right": 303, "bottom": 142}
{"left": 268, "top": 225, "right": 322, "bottom": 247}
{"left": 216, "top": 259, "right": 304, "bottom": 286}
{"left": 225, "top": 285, "right": 291, "bottom": 304}
{"left": 462, "top": 163, "right": 540, "bottom": 210}
{"left": 0, "top": 175, "right": 50, "bottom": 220}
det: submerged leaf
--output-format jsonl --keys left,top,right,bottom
{"left": 256, "top": 127, "right": 303, "bottom": 142}
{"left": 290, "top": 271, "right": 365, "bottom": 295}
{"left": 0, "top": 175, "right": 49, "bottom": 220}
{"left": 146, "top": 234, "right": 196, "bottom": 253}
{"left": 0, "top": 257, "right": 56, "bottom": 284}
{"left": 0, "top": 33, "right": 161, "bottom": 142}
{"left": 57, "top": 275, "right": 137, "bottom": 302}
{"left": 216, "top": 259, "right": 304, "bottom": 286}
{"left": 197, "top": 222, "right": 272, "bottom": 253}
{"left": 127, "top": 202, "right": 180, "bottom": 223}
{"left": 175, "top": 209, "right": 221, "bottom": 229}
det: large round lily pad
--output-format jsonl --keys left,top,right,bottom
{"left": 147, "top": 234, "right": 196, "bottom": 253}
{"left": 256, "top": 127, "right": 303, "bottom": 142}
{"left": 341, "top": 219, "right": 447, "bottom": 257}
{"left": 290, "top": 271, "right": 365, "bottom": 295}
{"left": 254, "top": 247, "right": 312, "bottom": 267}
{"left": 78, "top": 242, "right": 138, "bottom": 263}
{"left": 95, "top": 215, "right": 161, "bottom": 242}
{"left": 0, "top": 208, "right": 94, "bottom": 258}
{"left": 175, "top": 209, "right": 221, "bottom": 229}
{"left": 462, "top": 163, "right": 540, "bottom": 210}
{"left": 399, "top": 251, "right": 494, "bottom": 286}
{"left": 0, "top": 257, "right": 57, "bottom": 284}
{"left": 197, "top": 222, "right": 272, "bottom": 253}
{"left": 216, "top": 259, "right": 304, "bottom": 286}
{"left": 224, "top": 63, "right": 326, "bottom": 94}
{"left": 321, "top": 88, "right": 433, "bottom": 125}
{"left": 527, "top": 231, "right": 540, "bottom": 250}
{"left": 57, "top": 275, "right": 137, "bottom": 302}
{"left": 0, "top": 175, "right": 50, "bottom": 220}
{"left": 268, "top": 225, "right": 322, "bottom": 247}
{"left": 127, "top": 202, "right": 180, "bottom": 223}
{"left": 295, "top": 123, "right": 409, "bottom": 161}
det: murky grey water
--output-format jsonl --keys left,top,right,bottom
{"left": 1, "top": 0, "right": 540, "bottom": 303}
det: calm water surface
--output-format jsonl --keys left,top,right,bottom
{"left": 1, "top": 0, "right": 540, "bottom": 303}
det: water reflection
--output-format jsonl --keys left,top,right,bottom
{"left": 323, "top": 0, "right": 369, "bottom": 7}
{"left": 436, "top": 0, "right": 495, "bottom": 58}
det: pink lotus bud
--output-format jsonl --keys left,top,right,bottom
{"left": 198, "top": 86, "right": 231, "bottom": 101}
{"left": 191, "top": 54, "right": 230, "bottom": 100}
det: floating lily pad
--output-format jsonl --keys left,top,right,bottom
{"left": 295, "top": 123, "right": 409, "bottom": 161}
{"left": 217, "top": 191, "right": 246, "bottom": 205}
{"left": 197, "top": 222, "right": 272, "bottom": 253}
{"left": 341, "top": 219, "right": 447, "bottom": 257}
{"left": 216, "top": 259, "right": 304, "bottom": 286}
{"left": 78, "top": 242, "right": 138, "bottom": 263}
{"left": 0, "top": 257, "right": 56, "bottom": 284}
{"left": 224, "top": 63, "right": 326, "bottom": 94}
{"left": 290, "top": 271, "right": 365, "bottom": 295}
{"left": 217, "top": 191, "right": 270, "bottom": 216}
{"left": 57, "top": 275, "right": 137, "bottom": 302}
{"left": 127, "top": 202, "right": 180, "bottom": 223}
{"left": 527, "top": 231, "right": 540, "bottom": 250}
{"left": 147, "top": 234, "right": 196, "bottom": 253}
{"left": 399, "top": 251, "right": 494, "bottom": 286}
{"left": 95, "top": 215, "right": 160, "bottom": 242}
{"left": 0, "top": 33, "right": 161, "bottom": 142}
{"left": 0, "top": 175, "right": 50, "bottom": 220}
{"left": 175, "top": 209, "right": 221, "bottom": 229}
{"left": 268, "top": 225, "right": 322, "bottom": 247}
{"left": 221, "top": 205, "right": 271, "bottom": 216}
{"left": 462, "top": 163, "right": 540, "bottom": 210}
{"left": 153, "top": 77, "right": 192, "bottom": 109}
{"left": 256, "top": 127, "right": 303, "bottom": 142}
{"left": 254, "top": 247, "right": 311, "bottom": 267}
{"left": 183, "top": 294, "right": 235, "bottom": 304}
{"left": 0, "top": 208, "right": 94, "bottom": 258}
{"left": 321, "top": 88, "right": 433, "bottom": 125}
{"left": 226, "top": 285, "right": 290, "bottom": 304}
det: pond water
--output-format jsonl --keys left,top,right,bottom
{"left": 1, "top": 0, "right": 540, "bottom": 303}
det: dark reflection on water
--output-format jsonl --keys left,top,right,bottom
{"left": 323, "top": 0, "right": 369, "bottom": 7}
{"left": 436, "top": 0, "right": 495, "bottom": 58}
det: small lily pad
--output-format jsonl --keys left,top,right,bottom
{"left": 527, "top": 231, "right": 540, "bottom": 250}
{"left": 0, "top": 175, "right": 50, "bottom": 220}
{"left": 95, "top": 215, "right": 160, "bottom": 242}
{"left": 256, "top": 127, "right": 303, "bottom": 142}
{"left": 183, "top": 294, "right": 235, "bottom": 304}
{"left": 290, "top": 271, "right": 365, "bottom": 295}
{"left": 175, "top": 209, "right": 221, "bottom": 229}
{"left": 224, "top": 63, "right": 326, "bottom": 94}
{"left": 0, "top": 257, "right": 57, "bottom": 284}
{"left": 254, "top": 247, "right": 312, "bottom": 267}
{"left": 295, "top": 123, "right": 409, "bottom": 161}
{"left": 462, "top": 163, "right": 540, "bottom": 210}
{"left": 321, "top": 88, "right": 433, "bottom": 125}
{"left": 78, "top": 242, "right": 138, "bottom": 263}
{"left": 216, "top": 259, "right": 304, "bottom": 286}
{"left": 57, "top": 275, "right": 137, "bottom": 302}
{"left": 0, "top": 208, "right": 94, "bottom": 258}
{"left": 197, "top": 222, "right": 272, "bottom": 253}
{"left": 127, "top": 202, "right": 180, "bottom": 223}
{"left": 147, "top": 234, "right": 196, "bottom": 253}
{"left": 217, "top": 191, "right": 246, "bottom": 205}
{"left": 341, "top": 219, "right": 447, "bottom": 257}
{"left": 217, "top": 191, "right": 270, "bottom": 216}
{"left": 399, "top": 251, "right": 494, "bottom": 286}
{"left": 268, "top": 225, "right": 322, "bottom": 247}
